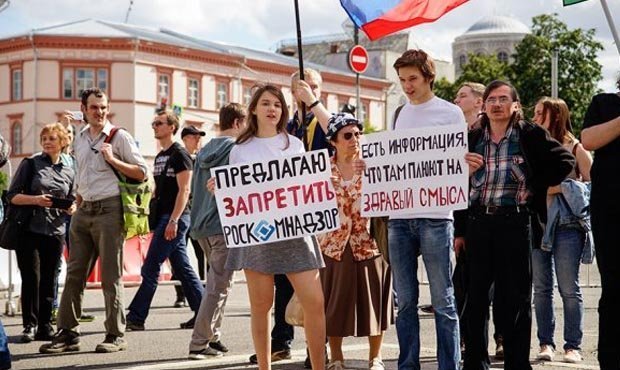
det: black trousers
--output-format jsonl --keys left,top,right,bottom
{"left": 591, "top": 195, "right": 620, "bottom": 370}
{"left": 272, "top": 274, "right": 294, "bottom": 350}
{"left": 15, "top": 232, "right": 63, "bottom": 329}
{"left": 463, "top": 211, "right": 533, "bottom": 370}
{"left": 453, "top": 250, "right": 503, "bottom": 345}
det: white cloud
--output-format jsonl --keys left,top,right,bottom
{"left": 0, "top": 0, "right": 618, "bottom": 89}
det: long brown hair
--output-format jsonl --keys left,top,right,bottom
{"left": 536, "top": 97, "right": 574, "bottom": 144}
{"left": 236, "top": 84, "right": 290, "bottom": 149}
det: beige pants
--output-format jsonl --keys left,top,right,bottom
{"left": 57, "top": 196, "right": 126, "bottom": 337}
{"left": 189, "top": 235, "right": 235, "bottom": 351}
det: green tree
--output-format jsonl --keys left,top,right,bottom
{"left": 0, "top": 172, "right": 7, "bottom": 192}
{"left": 433, "top": 77, "right": 457, "bottom": 102}
{"left": 458, "top": 53, "right": 510, "bottom": 86}
{"left": 434, "top": 53, "right": 509, "bottom": 101}
{"left": 510, "top": 13, "right": 603, "bottom": 132}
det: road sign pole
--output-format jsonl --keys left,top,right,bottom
{"left": 354, "top": 27, "right": 360, "bottom": 120}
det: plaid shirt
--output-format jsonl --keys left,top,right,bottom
{"left": 470, "top": 124, "right": 532, "bottom": 206}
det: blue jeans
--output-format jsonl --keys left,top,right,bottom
{"left": 532, "top": 226, "right": 584, "bottom": 350}
{"left": 128, "top": 214, "right": 204, "bottom": 324}
{"left": 388, "top": 219, "right": 460, "bottom": 370}
{"left": 0, "top": 319, "right": 10, "bottom": 370}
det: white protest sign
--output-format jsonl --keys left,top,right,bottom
{"left": 212, "top": 149, "right": 340, "bottom": 248}
{"left": 360, "top": 125, "right": 469, "bottom": 217}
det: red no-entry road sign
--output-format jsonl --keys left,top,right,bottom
{"left": 349, "top": 45, "right": 369, "bottom": 74}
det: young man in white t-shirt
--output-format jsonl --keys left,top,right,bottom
{"left": 389, "top": 49, "right": 463, "bottom": 370}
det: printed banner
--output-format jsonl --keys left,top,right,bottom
{"left": 361, "top": 125, "right": 469, "bottom": 217}
{"left": 212, "top": 149, "right": 340, "bottom": 248}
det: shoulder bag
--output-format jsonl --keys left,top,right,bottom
{"left": 104, "top": 127, "right": 152, "bottom": 239}
{"left": 0, "top": 158, "right": 35, "bottom": 250}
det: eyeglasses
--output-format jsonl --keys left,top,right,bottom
{"left": 342, "top": 131, "right": 362, "bottom": 140}
{"left": 485, "top": 97, "right": 513, "bottom": 105}
{"left": 151, "top": 120, "right": 166, "bottom": 128}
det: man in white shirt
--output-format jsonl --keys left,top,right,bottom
{"left": 389, "top": 49, "right": 463, "bottom": 370}
{"left": 40, "top": 88, "right": 147, "bottom": 354}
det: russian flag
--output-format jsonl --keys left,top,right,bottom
{"left": 340, "top": 0, "right": 469, "bottom": 41}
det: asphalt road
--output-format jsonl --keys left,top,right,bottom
{"left": 1, "top": 263, "right": 603, "bottom": 370}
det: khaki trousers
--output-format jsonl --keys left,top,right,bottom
{"left": 189, "top": 235, "right": 234, "bottom": 351}
{"left": 57, "top": 196, "right": 126, "bottom": 337}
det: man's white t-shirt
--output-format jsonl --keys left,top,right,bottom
{"left": 392, "top": 96, "right": 467, "bottom": 220}
{"left": 229, "top": 133, "right": 305, "bottom": 165}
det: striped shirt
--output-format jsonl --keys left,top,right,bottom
{"left": 470, "top": 124, "right": 532, "bottom": 206}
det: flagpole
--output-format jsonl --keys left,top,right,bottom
{"left": 293, "top": 0, "right": 309, "bottom": 151}
{"left": 600, "top": 0, "right": 620, "bottom": 56}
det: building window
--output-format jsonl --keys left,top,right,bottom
{"left": 97, "top": 69, "right": 108, "bottom": 92}
{"left": 12, "top": 69, "right": 22, "bottom": 101}
{"left": 497, "top": 51, "right": 509, "bottom": 63}
{"left": 188, "top": 78, "right": 199, "bottom": 108}
{"left": 76, "top": 68, "right": 95, "bottom": 98}
{"left": 11, "top": 121, "right": 22, "bottom": 155}
{"left": 62, "top": 67, "right": 108, "bottom": 100}
{"left": 216, "top": 81, "right": 229, "bottom": 109}
{"left": 459, "top": 54, "right": 467, "bottom": 68}
{"left": 158, "top": 74, "right": 170, "bottom": 101}
{"left": 242, "top": 85, "right": 253, "bottom": 107}
{"left": 360, "top": 102, "right": 369, "bottom": 122}
{"left": 63, "top": 69, "right": 74, "bottom": 99}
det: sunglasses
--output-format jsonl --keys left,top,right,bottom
{"left": 151, "top": 120, "right": 167, "bottom": 128}
{"left": 342, "top": 131, "right": 362, "bottom": 140}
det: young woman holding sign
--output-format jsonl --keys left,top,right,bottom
{"left": 212, "top": 84, "right": 326, "bottom": 370}
{"left": 319, "top": 113, "right": 393, "bottom": 370}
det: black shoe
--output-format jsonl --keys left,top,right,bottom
{"left": 34, "top": 324, "right": 55, "bottom": 341}
{"left": 39, "top": 329, "right": 80, "bottom": 353}
{"left": 95, "top": 334, "right": 128, "bottom": 353}
{"left": 180, "top": 316, "right": 196, "bottom": 329}
{"left": 79, "top": 314, "right": 96, "bottom": 322}
{"left": 173, "top": 298, "right": 186, "bottom": 308}
{"left": 20, "top": 325, "right": 35, "bottom": 343}
{"left": 419, "top": 304, "right": 434, "bottom": 314}
{"left": 304, "top": 346, "right": 329, "bottom": 368}
{"left": 249, "top": 348, "right": 292, "bottom": 364}
{"left": 209, "top": 340, "right": 229, "bottom": 353}
{"left": 126, "top": 320, "right": 145, "bottom": 331}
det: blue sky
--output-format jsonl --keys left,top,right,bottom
{"left": 0, "top": 0, "right": 618, "bottom": 91}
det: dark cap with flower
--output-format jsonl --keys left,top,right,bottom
{"left": 325, "top": 113, "right": 363, "bottom": 141}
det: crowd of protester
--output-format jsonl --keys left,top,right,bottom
{"left": 1, "top": 48, "right": 619, "bottom": 370}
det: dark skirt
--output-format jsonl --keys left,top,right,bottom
{"left": 321, "top": 245, "right": 394, "bottom": 337}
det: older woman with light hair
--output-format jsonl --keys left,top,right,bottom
{"left": 7, "top": 122, "right": 76, "bottom": 343}
{"left": 319, "top": 113, "right": 393, "bottom": 370}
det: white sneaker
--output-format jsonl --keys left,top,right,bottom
{"left": 369, "top": 357, "right": 385, "bottom": 370}
{"left": 327, "top": 360, "right": 345, "bottom": 370}
{"left": 564, "top": 349, "right": 582, "bottom": 363}
{"left": 536, "top": 345, "right": 555, "bottom": 361}
{"left": 188, "top": 346, "right": 223, "bottom": 360}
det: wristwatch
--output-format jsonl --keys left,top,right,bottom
{"left": 168, "top": 218, "right": 178, "bottom": 225}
